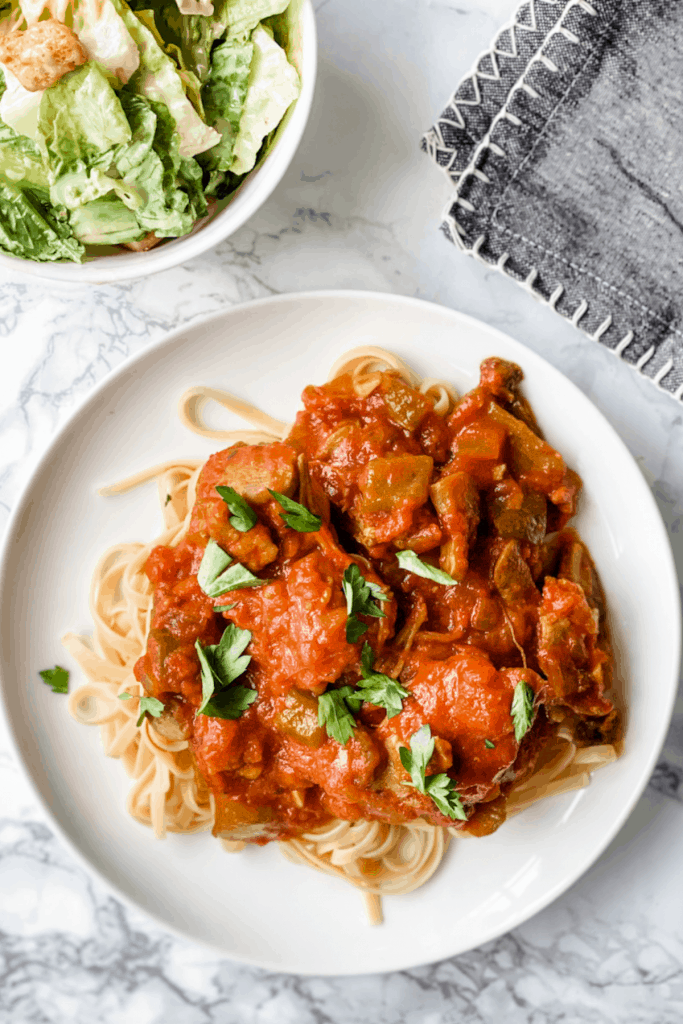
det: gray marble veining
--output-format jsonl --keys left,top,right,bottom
{"left": 1, "top": 0, "right": 682, "bottom": 1020}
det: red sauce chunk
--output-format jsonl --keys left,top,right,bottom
{"left": 134, "top": 359, "right": 617, "bottom": 843}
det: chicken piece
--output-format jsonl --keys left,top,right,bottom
{"left": 188, "top": 442, "right": 299, "bottom": 571}
{"left": 211, "top": 442, "right": 299, "bottom": 504}
{"left": 0, "top": 22, "right": 87, "bottom": 92}
{"left": 430, "top": 470, "right": 480, "bottom": 580}
{"left": 557, "top": 528, "right": 606, "bottom": 619}
{"left": 537, "top": 577, "right": 612, "bottom": 716}
{"left": 389, "top": 646, "right": 543, "bottom": 804}
{"left": 228, "top": 547, "right": 392, "bottom": 697}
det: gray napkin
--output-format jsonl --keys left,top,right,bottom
{"left": 422, "top": 0, "right": 683, "bottom": 401}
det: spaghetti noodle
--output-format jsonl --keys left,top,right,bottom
{"left": 65, "top": 348, "right": 620, "bottom": 924}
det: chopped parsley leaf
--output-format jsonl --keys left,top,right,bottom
{"left": 39, "top": 665, "right": 69, "bottom": 694}
{"left": 118, "top": 691, "right": 164, "bottom": 727}
{"left": 396, "top": 549, "right": 457, "bottom": 586}
{"left": 317, "top": 686, "right": 363, "bottom": 744}
{"left": 342, "top": 563, "right": 387, "bottom": 643}
{"left": 195, "top": 622, "right": 256, "bottom": 719}
{"left": 511, "top": 680, "right": 535, "bottom": 743}
{"left": 197, "top": 539, "right": 264, "bottom": 598}
{"left": 215, "top": 485, "right": 258, "bottom": 533}
{"left": 268, "top": 490, "right": 322, "bottom": 532}
{"left": 356, "top": 642, "right": 408, "bottom": 718}
{"left": 136, "top": 696, "right": 164, "bottom": 728}
{"left": 399, "top": 723, "right": 467, "bottom": 821}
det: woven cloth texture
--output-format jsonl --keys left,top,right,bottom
{"left": 423, "top": 0, "right": 683, "bottom": 400}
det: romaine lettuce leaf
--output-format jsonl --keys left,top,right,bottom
{"left": 69, "top": 194, "right": 145, "bottom": 244}
{"left": 73, "top": 0, "right": 141, "bottom": 84}
{"left": 230, "top": 24, "right": 299, "bottom": 176}
{"left": 115, "top": 91, "right": 196, "bottom": 236}
{"left": 37, "top": 59, "right": 206, "bottom": 237}
{"left": 109, "top": 0, "right": 220, "bottom": 156}
{"left": 0, "top": 64, "right": 43, "bottom": 141}
{"left": 212, "top": 0, "right": 290, "bottom": 41}
{"left": 124, "top": 0, "right": 213, "bottom": 83}
{"left": 37, "top": 62, "right": 139, "bottom": 210}
{"left": 38, "top": 62, "right": 131, "bottom": 175}
{"left": 179, "top": 153, "right": 208, "bottom": 220}
{"left": 200, "top": 37, "right": 252, "bottom": 172}
{"left": 114, "top": 90, "right": 158, "bottom": 175}
{"left": 50, "top": 165, "right": 144, "bottom": 210}
{"left": 0, "top": 122, "right": 49, "bottom": 189}
{"left": 169, "top": 9, "right": 215, "bottom": 83}
{"left": 150, "top": 0, "right": 290, "bottom": 85}
{"left": 69, "top": 94, "right": 207, "bottom": 243}
{"left": 0, "top": 176, "right": 84, "bottom": 261}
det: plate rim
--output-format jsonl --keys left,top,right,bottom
{"left": 0, "top": 289, "right": 680, "bottom": 975}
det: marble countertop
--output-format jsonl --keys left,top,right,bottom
{"left": 1, "top": 0, "right": 682, "bottom": 1020}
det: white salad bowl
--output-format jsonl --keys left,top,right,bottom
{"left": 0, "top": 0, "right": 316, "bottom": 285}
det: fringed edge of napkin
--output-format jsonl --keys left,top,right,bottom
{"left": 422, "top": 0, "right": 683, "bottom": 401}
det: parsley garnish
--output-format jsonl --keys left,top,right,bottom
{"left": 342, "top": 563, "right": 388, "bottom": 643}
{"left": 213, "top": 604, "right": 236, "bottom": 613}
{"left": 511, "top": 680, "right": 535, "bottom": 742}
{"left": 165, "top": 493, "right": 172, "bottom": 506}
{"left": 424, "top": 773, "right": 467, "bottom": 820}
{"left": 317, "top": 686, "right": 363, "bottom": 744}
{"left": 356, "top": 643, "right": 408, "bottom": 718}
{"left": 215, "top": 485, "right": 258, "bottom": 532}
{"left": 137, "top": 696, "right": 164, "bottom": 727}
{"left": 39, "top": 665, "right": 69, "bottom": 694}
{"left": 268, "top": 489, "right": 322, "bottom": 532}
{"left": 484, "top": 738, "right": 495, "bottom": 749}
{"left": 399, "top": 724, "right": 467, "bottom": 821}
{"left": 396, "top": 550, "right": 457, "bottom": 586}
{"left": 118, "top": 691, "right": 165, "bottom": 727}
{"left": 197, "top": 539, "right": 265, "bottom": 598}
{"left": 195, "top": 622, "right": 256, "bottom": 719}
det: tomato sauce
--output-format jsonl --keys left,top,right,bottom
{"left": 134, "top": 359, "right": 617, "bottom": 843}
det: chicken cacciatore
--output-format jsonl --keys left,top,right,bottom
{"left": 134, "top": 358, "right": 618, "bottom": 843}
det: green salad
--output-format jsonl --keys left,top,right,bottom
{"left": 0, "top": 0, "right": 301, "bottom": 261}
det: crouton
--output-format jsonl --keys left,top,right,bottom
{"left": 0, "top": 21, "right": 87, "bottom": 92}
{"left": 122, "top": 232, "right": 162, "bottom": 253}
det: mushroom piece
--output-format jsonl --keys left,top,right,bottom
{"left": 492, "top": 540, "right": 535, "bottom": 605}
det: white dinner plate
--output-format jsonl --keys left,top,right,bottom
{"left": 0, "top": 291, "right": 679, "bottom": 975}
